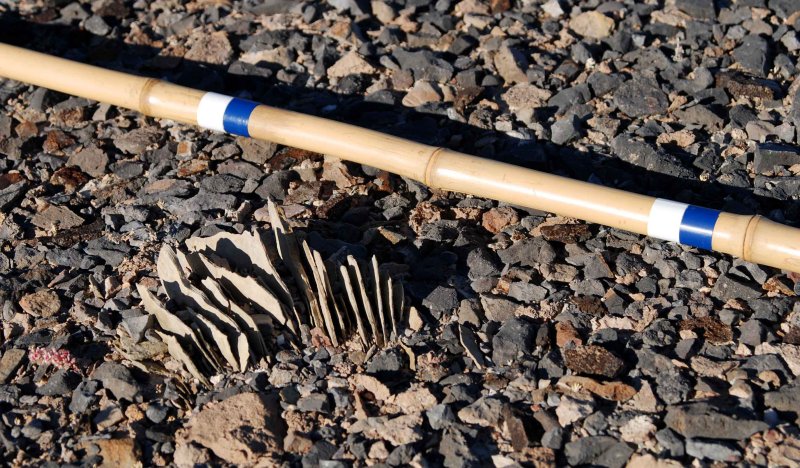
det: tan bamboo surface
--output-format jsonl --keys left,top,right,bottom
{"left": 1, "top": 42, "right": 798, "bottom": 272}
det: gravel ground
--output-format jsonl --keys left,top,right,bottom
{"left": 1, "top": 0, "right": 800, "bottom": 466}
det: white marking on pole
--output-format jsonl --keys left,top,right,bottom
{"left": 647, "top": 198, "right": 688, "bottom": 243}
{"left": 196, "top": 92, "right": 233, "bottom": 133}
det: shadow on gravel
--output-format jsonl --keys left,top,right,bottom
{"left": 1, "top": 11, "right": 797, "bottom": 222}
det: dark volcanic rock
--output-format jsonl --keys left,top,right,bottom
{"left": 676, "top": 0, "right": 715, "bottom": 19}
{"left": 753, "top": 143, "right": 800, "bottom": 174}
{"left": 613, "top": 79, "right": 669, "bottom": 117}
{"left": 492, "top": 317, "right": 536, "bottom": 365}
{"left": 564, "top": 436, "right": 633, "bottom": 468}
{"left": 392, "top": 48, "right": 454, "bottom": 83}
{"left": 733, "top": 35, "right": 771, "bottom": 77}
{"left": 764, "top": 383, "right": 800, "bottom": 412}
{"left": 91, "top": 362, "right": 141, "bottom": 401}
{"left": 611, "top": 135, "right": 694, "bottom": 178}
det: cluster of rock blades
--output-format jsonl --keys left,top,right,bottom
{"left": 137, "top": 200, "right": 406, "bottom": 385}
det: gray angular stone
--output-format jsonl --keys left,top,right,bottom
{"left": 146, "top": 402, "right": 169, "bottom": 423}
{"left": 710, "top": 274, "right": 762, "bottom": 301}
{"left": 66, "top": 145, "right": 109, "bottom": 177}
{"left": 366, "top": 348, "right": 404, "bottom": 374}
{"left": 507, "top": 282, "right": 548, "bottom": 303}
{"left": 738, "top": 319, "right": 767, "bottom": 346}
{"left": 84, "top": 238, "right": 131, "bottom": 267}
{"left": 685, "top": 439, "right": 741, "bottom": 462}
{"left": 84, "top": 15, "right": 111, "bottom": 35}
{"left": 254, "top": 171, "right": 295, "bottom": 202}
{"left": 122, "top": 314, "right": 152, "bottom": 343}
{"left": 200, "top": 174, "right": 245, "bottom": 194}
{"left": 655, "top": 428, "right": 685, "bottom": 457}
{"left": 665, "top": 403, "right": 768, "bottom": 440}
{"left": 733, "top": 35, "right": 771, "bottom": 77}
{"left": 426, "top": 404, "right": 456, "bottom": 430}
{"left": 613, "top": 79, "right": 669, "bottom": 117}
{"left": 753, "top": 143, "right": 800, "bottom": 174}
{"left": 480, "top": 294, "right": 519, "bottom": 322}
{"left": 113, "top": 127, "right": 162, "bottom": 154}
{"left": 0, "top": 182, "right": 27, "bottom": 212}
{"left": 297, "top": 393, "right": 331, "bottom": 413}
{"left": 564, "top": 436, "right": 633, "bottom": 468}
{"left": 497, "top": 237, "right": 557, "bottom": 267}
{"left": 466, "top": 248, "right": 501, "bottom": 280}
{"left": 655, "top": 371, "right": 692, "bottom": 404}
{"left": 37, "top": 369, "right": 81, "bottom": 396}
{"left": 492, "top": 317, "right": 536, "bottom": 365}
{"left": 392, "top": 48, "right": 454, "bottom": 83}
{"left": 422, "top": 286, "right": 459, "bottom": 312}
{"left": 548, "top": 84, "right": 592, "bottom": 112}
{"left": 676, "top": 0, "right": 715, "bottom": 19}
{"left": 91, "top": 362, "right": 141, "bottom": 401}
{"left": 611, "top": 135, "right": 694, "bottom": 179}
{"left": 550, "top": 114, "right": 582, "bottom": 145}
{"left": 69, "top": 380, "right": 100, "bottom": 414}
{"left": 764, "top": 382, "right": 800, "bottom": 412}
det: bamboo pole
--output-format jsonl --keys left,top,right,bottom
{"left": 1, "top": 43, "right": 798, "bottom": 272}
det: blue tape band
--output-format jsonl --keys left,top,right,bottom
{"left": 222, "top": 98, "right": 259, "bottom": 137}
{"left": 678, "top": 205, "right": 720, "bottom": 250}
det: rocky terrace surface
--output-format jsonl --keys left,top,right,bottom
{"left": 0, "top": 0, "right": 800, "bottom": 466}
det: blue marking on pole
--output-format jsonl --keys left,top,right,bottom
{"left": 678, "top": 205, "right": 721, "bottom": 250}
{"left": 222, "top": 98, "right": 259, "bottom": 137}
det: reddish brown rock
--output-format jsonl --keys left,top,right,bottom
{"left": 556, "top": 321, "right": 583, "bottom": 347}
{"left": 42, "top": 129, "right": 75, "bottom": 154}
{"left": 680, "top": 316, "right": 733, "bottom": 344}
{"left": 482, "top": 206, "right": 519, "bottom": 233}
{"left": 564, "top": 345, "right": 625, "bottom": 378}
{"left": 540, "top": 224, "right": 591, "bottom": 243}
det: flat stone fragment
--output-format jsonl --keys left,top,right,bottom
{"left": 67, "top": 145, "right": 109, "bottom": 177}
{"left": 569, "top": 11, "right": 615, "bottom": 39}
{"left": 328, "top": 51, "right": 376, "bottom": 78}
{"left": 493, "top": 44, "right": 528, "bottom": 84}
{"left": 185, "top": 31, "right": 233, "bottom": 65}
{"left": 492, "top": 317, "right": 536, "bottom": 364}
{"left": 685, "top": 439, "right": 741, "bottom": 462}
{"left": 753, "top": 143, "right": 800, "bottom": 174}
{"left": 764, "top": 382, "right": 800, "bottom": 412}
{"left": 91, "top": 361, "right": 141, "bottom": 401}
{"left": 564, "top": 436, "right": 633, "bottom": 468}
{"left": 733, "top": 35, "right": 771, "bottom": 77}
{"left": 0, "top": 349, "right": 26, "bottom": 384}
{"left": 31, "top": 205, "right": 84, "bottom": 231}
{"left": 179, "top": 392, "right": 286, "bottom": 465}
{"left": 664, "top": 403, "right": 768, "bottom": 440}
{"left": 19, "top": 290, "right": 61, "bottom": 318}
{"left": 80, "top": 437, "right": 141, "bottom": 468}
{"left": 113, "top": 127, "right": 162, "bottom": 155}
{"left": 348, "top": 414, "right": 423, "bottom": 446}
{"left": 675, "top": 0, "right": 715, "bottom": 19}
{"left": 613, "top": 80, "right": 669, "bottom": 117}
